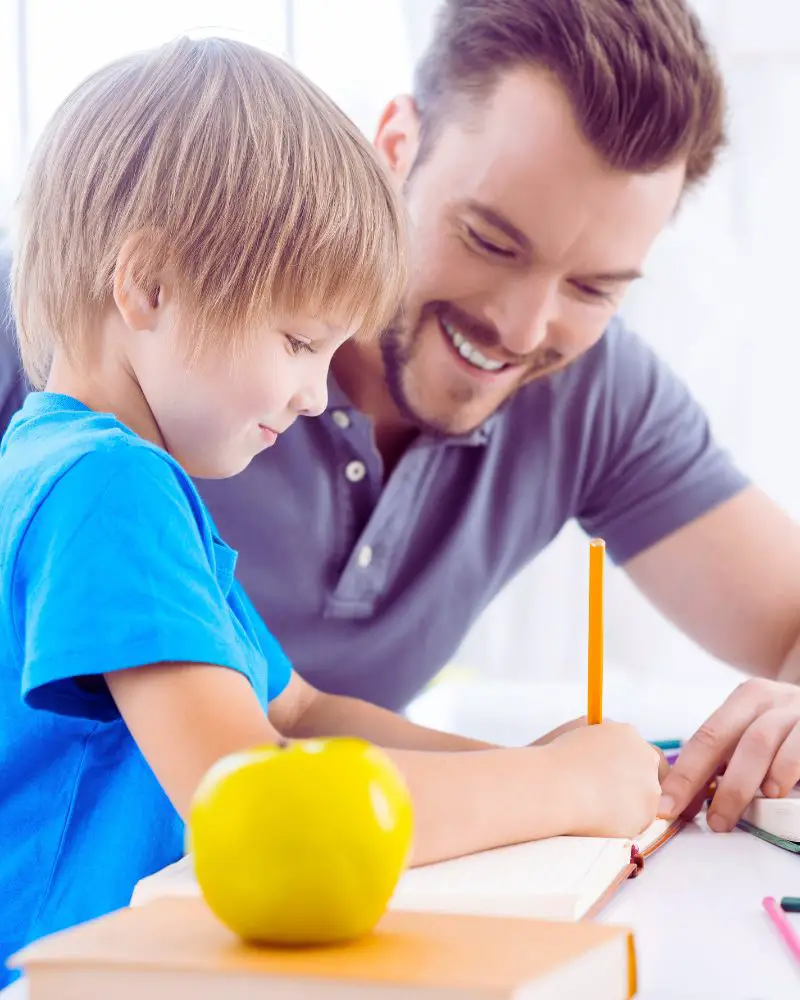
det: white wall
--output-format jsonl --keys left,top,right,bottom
{"left": 0, "top": 0, "right": 23, "bottom": 224}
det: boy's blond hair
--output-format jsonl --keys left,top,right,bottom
{"left": 12, "top": 37, "right": 407, "bottom": 388}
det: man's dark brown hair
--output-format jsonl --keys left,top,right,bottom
{"left": 413, "top": 0, "right": 726, "bottom": 187}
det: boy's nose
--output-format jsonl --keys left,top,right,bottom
{"left": 292, "top": 377, "right": 328, "bottom": 418}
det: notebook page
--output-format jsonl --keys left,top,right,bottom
{"left": 389, "top": 835, "right": 633, "bottom": 922}
{"left": 132, "top": 823, "right": 665, "bottom": 920}
{"left": 131, "top": 855, "right": 197, "bottom": 907}
{"left": 632, "top": 818, "right": 674, "bottom": 854}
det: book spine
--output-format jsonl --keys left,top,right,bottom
{"left": 629, "top": 845, "right": 645, "bottom": 878}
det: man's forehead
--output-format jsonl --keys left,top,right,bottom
{"left": 424, "top": 74, "right": 685, "bottom": 272}
{"left": 434, "top": 68, "right": 680, "bottom": 187}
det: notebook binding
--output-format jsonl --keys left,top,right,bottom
{"left": 628, "top": 844, "right": 645, "bottom": 878}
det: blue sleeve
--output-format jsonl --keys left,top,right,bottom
{"left": 229, "top": 581, "right": 293, "bottom": 702}
{"left": 13, "top": 443, "right": 261, "bottom": 721}
{"left": 577, "top": 318, "right": 749, "bottom": 564}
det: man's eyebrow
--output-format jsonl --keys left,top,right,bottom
{"left": 580, "top": 267, "right": 643, "bottom": 283}
{"left": 464, "top": 200, "right": 531, "bottom": 251}
{"left": 464, "top": 200, "right": 642, "bottom": 282}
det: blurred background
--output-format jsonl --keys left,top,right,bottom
{"left": 2, "top": 0, "right": 798, "bottom": 739}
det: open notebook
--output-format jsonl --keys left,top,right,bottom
{"left": 132, "top": 817, "right": 681, "bottom": 922}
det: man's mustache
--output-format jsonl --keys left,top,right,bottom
{"left": 416, "top": 300, "right": 562, "bottom": 373}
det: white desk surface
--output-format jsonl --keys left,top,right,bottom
{"left": 4, "top": 676, "right": 800, "bottom": 998}
{"left": 601, "top": 814, "right": 800, "bottom": 999}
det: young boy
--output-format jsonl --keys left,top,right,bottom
{"left": 0, "top": 37, "right": 662, "bottom": 987}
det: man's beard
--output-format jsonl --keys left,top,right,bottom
{"left": 380, "top": 303, "right": 461, "bottom": 437}
{"left": 380, "top": 300, "right": 559, "bottom": 437}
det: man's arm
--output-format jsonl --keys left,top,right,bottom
{"left": 626, "top": 488, "right": 800, "bottom": 830}
{"left": 625, "top": 486, "right": 800, "bottom": 680}
{"left": 576, "top": 320, "right": 800, "bottom": 830}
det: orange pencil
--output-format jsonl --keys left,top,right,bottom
{"left": 587, "top": 538, "right": 605, "bottom": 724}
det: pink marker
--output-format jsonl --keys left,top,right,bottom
{"left": 762, "top": 896, "right": 800, "bottom": 966}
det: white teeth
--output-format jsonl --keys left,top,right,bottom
{"left": 442, "top": 320, "right": 506, "bottom": 372}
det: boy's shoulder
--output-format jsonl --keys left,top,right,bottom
{"left": 4, "top": 391, "right": 180, "bottom": 478}
{"left": 0, "top": 392, "right": 205, "bottom": 543}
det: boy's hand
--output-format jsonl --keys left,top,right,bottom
{"left": 532, "top": 717, "right": 671, "bottom": 782}
{"left": 546, "top": 721, "right": 662, "bottom": 839}
{"left": 529, "top": 716, "right": 588, "bottom": 746}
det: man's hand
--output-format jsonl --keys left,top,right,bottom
{"left": 659, "top": 678, "right": 800, "bottom": 831}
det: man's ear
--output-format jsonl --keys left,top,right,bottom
{"left": 373, "top": 96, "right": 422, "bottom": 187}
{"left": 112, "top": 233, "right": 170, "bottom": 333}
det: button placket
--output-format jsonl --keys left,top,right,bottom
{"left": 325, "top": 444, "right": 438, "bottom": 618}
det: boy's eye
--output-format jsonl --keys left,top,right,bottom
{"left": 285, "top": 334, "right": 313, "bottom": 355}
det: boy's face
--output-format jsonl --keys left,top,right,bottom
{"left": 371, "top": 68, "right": 686, "bottom": 436}
{"left": 132, "top": 308, "right": 353, "bottom": 479}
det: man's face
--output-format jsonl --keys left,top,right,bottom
{"left": 375, "top": 68, "right": 686, "bottom": 436}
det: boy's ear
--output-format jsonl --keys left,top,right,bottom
{"left": 373, "top": 96, "right": 421, "bottom": 188}
{"left": 112, "top": 233, "right": 169, "bottom": 333}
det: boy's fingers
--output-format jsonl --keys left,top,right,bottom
{"left": 528, "top": 715, "right": 588, "bottom": 746}
{"left": 656, "top": 748, "right": 671, "bottom": 784}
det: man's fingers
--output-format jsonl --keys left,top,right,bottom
{"left": 682, "top": 783, "right": 716, "bottom": 822}
{"left": 763, "top": 720, "right": 800, "bottom": 797}
{"left": 659, "top": 689, "right": 762, "bottom": 817}
{"left": 706, "top": 709, "right": 798, "bottom": 831}
{"left": 659, "top": 719, "right": 735, "bottom": 816}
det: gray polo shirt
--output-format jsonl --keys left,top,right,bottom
{"left": 0, "top": 263, "right": 748, "bottom": 709}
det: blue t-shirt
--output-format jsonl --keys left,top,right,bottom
{"left": 0, "top": 392, "right": 292, "bottom": 987}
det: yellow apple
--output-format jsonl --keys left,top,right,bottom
{"left": 188, "top": 737, "right": 414, "bottom": 944}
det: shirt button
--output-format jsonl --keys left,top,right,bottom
{"left": 357, "top": 544, "right": 373, "bottom": 569}
{"left": 331, "top": 409, "right": 350, "bottom": 429}
{"left": 345, "top": 460, "right": 366, "bottom": 483}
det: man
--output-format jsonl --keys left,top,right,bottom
{"left": 2, "top": 0, "right": 800, "bottom": 834}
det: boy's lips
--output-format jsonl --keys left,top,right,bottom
{"left": 258, "top": 424, "right": 279, "bottom": 445}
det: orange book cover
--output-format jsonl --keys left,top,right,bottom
{"left": 11, "top": 896, "right": 637, "bottom": 999}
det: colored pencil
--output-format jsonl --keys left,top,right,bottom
{"left": 587, "top": 538, "right": 605, "bottom": 725}
{"left": 762, "top": 896, "right": 800, "bottom": 966}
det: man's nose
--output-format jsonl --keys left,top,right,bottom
{"left": 490, "top": 276, "right": 560, "bottom": 359}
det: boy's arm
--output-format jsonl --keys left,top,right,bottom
{"left": 269, "top": 672, "right": 496, "bottom": 751}
{"left": 106, "top": 663, "right": 585, "bottom": 866}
